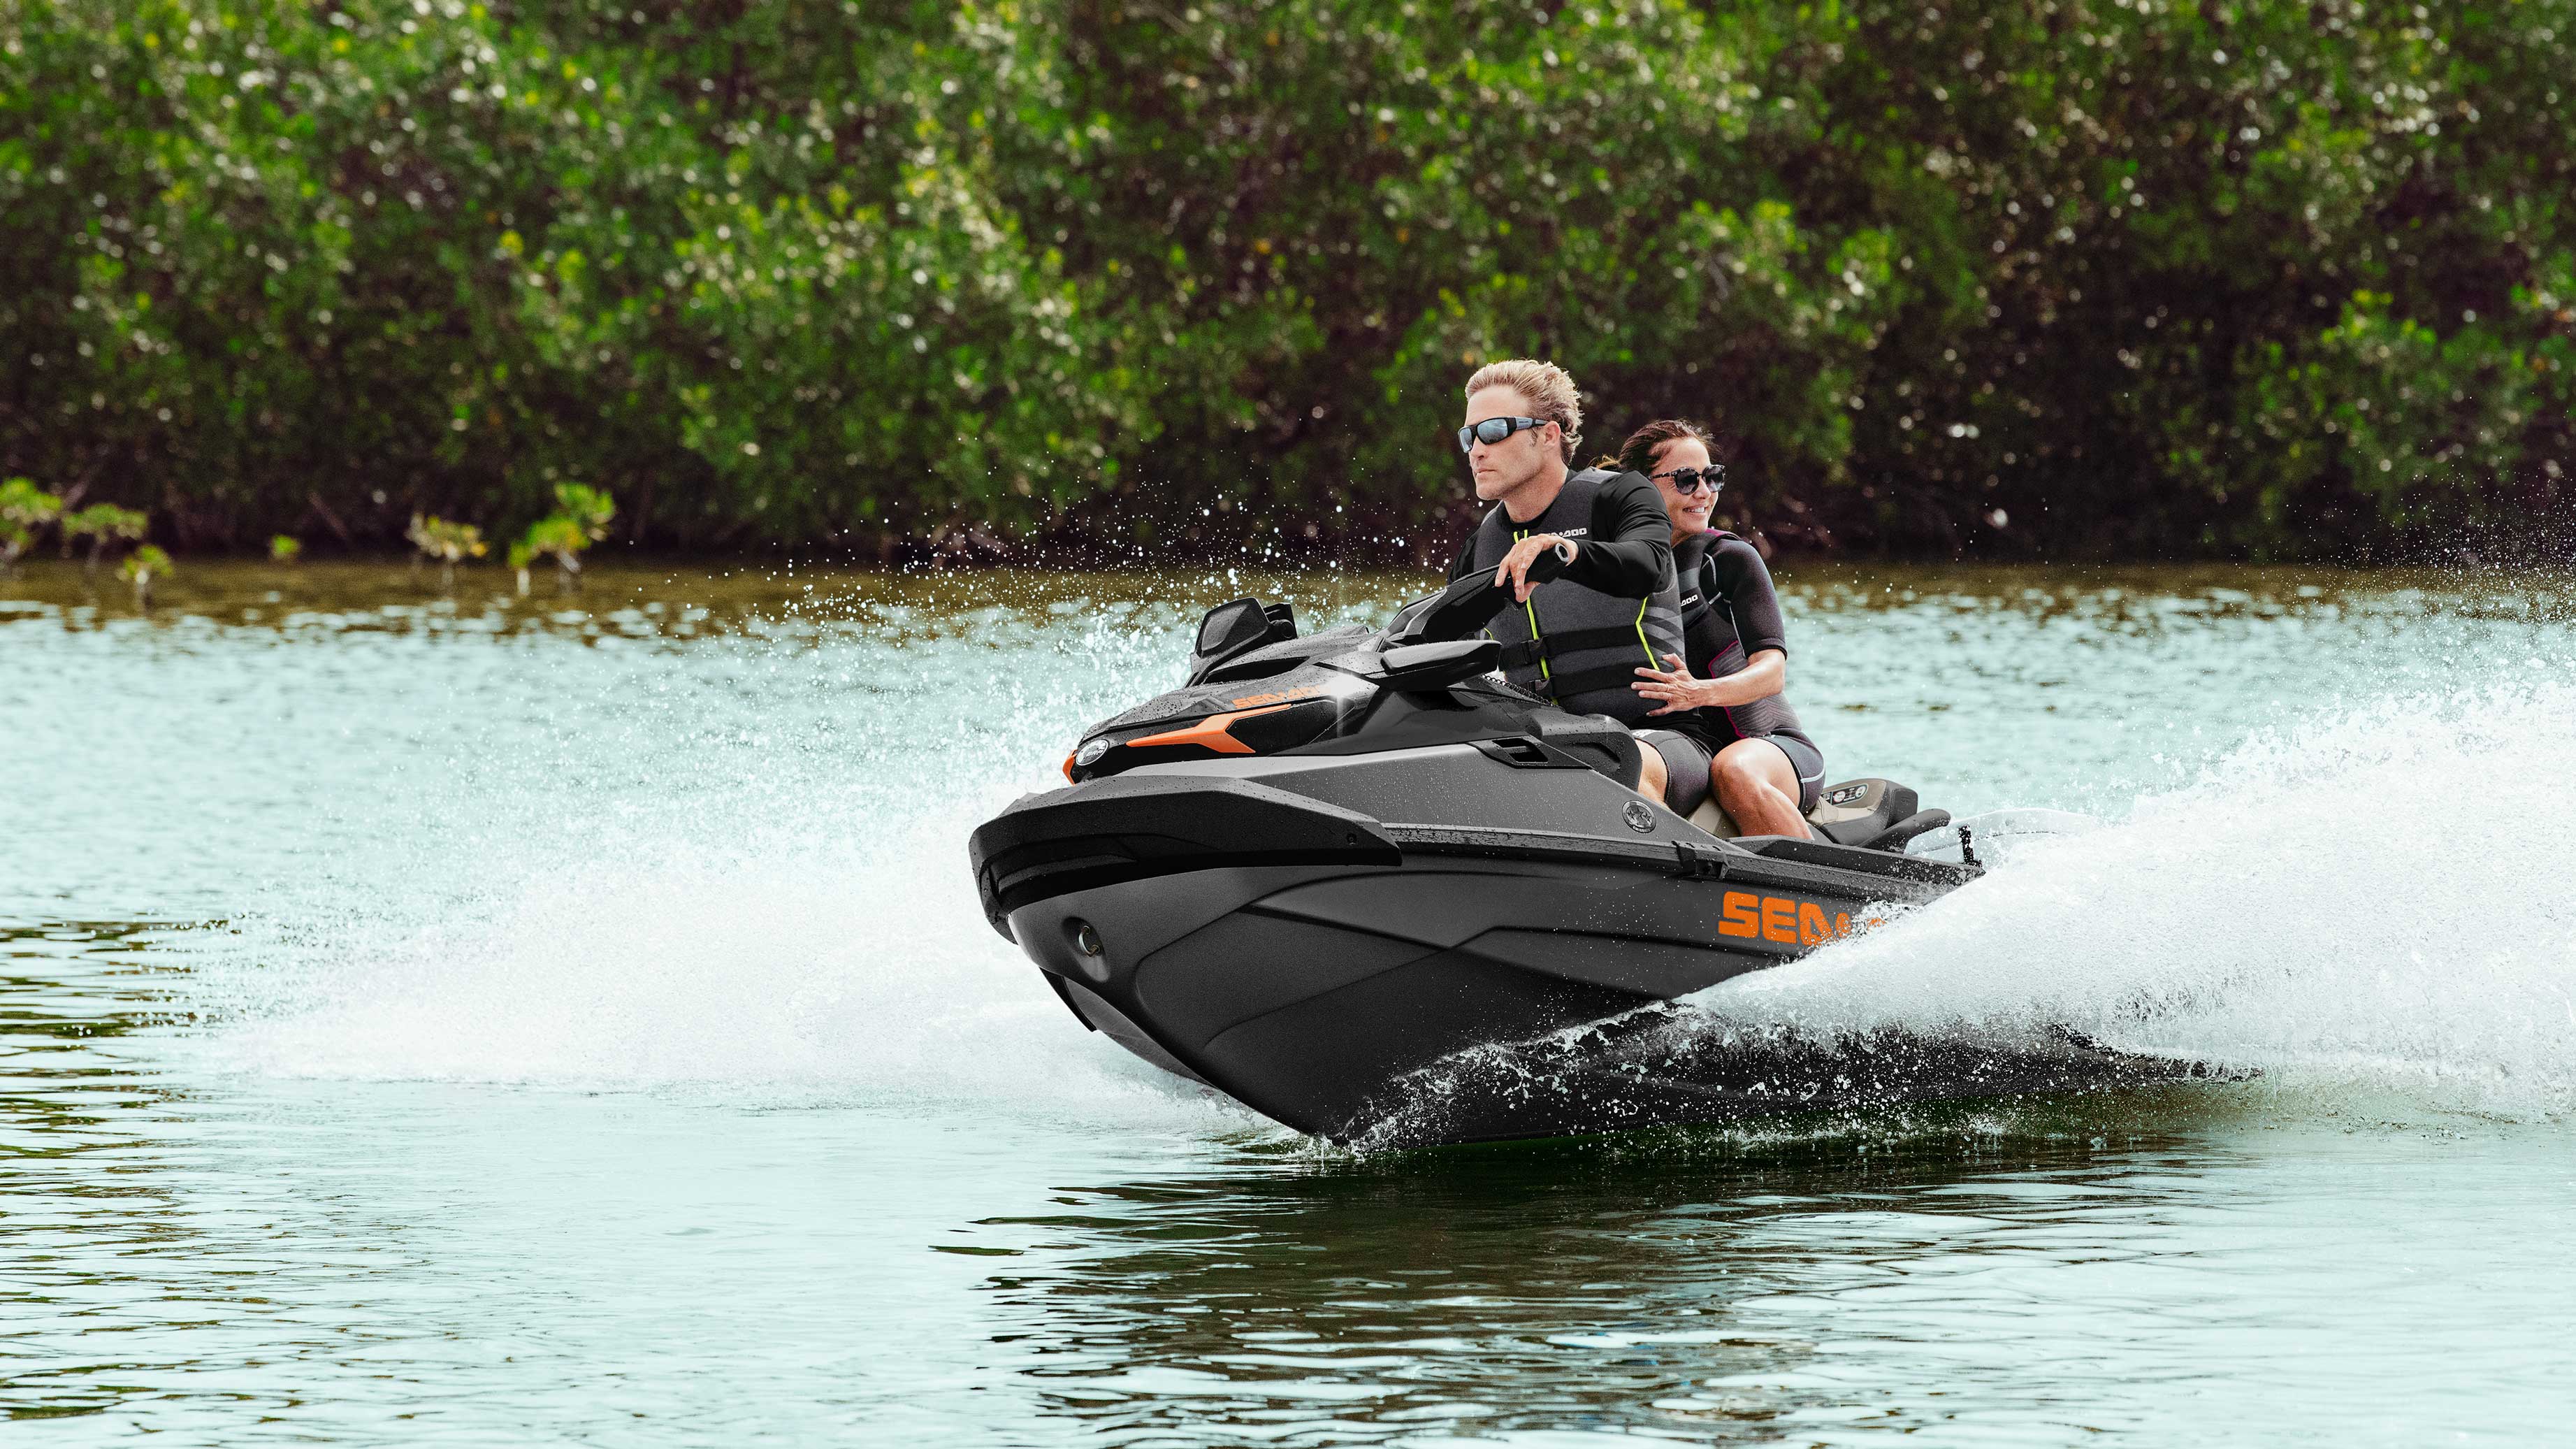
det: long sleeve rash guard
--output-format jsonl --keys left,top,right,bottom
{"left": 1445, "top": 470, "right": 1677, "bottom": 596}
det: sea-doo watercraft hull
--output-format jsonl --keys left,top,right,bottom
{"left": 967, "top": 556, "right": 2110, "bottom": 1143}
{"left": 975, "top": 747, "right": 1989, "bottom": 1140}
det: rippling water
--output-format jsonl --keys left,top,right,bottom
{"left": 6, "top": 558, "right": 2573, "bottom": 1442}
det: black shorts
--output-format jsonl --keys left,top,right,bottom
{"left": 1762, "top": 732, "right": 1828, "bottom": 815}
{"left": 1641, "top": 730, "right": 1714, "bottom": 815}
{"left": 1642, "top": 730, "right": 1825, "bottom": 817}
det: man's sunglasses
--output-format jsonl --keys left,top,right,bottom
{"left": 1457, "top": 415, "right": 1549, "bottom": 454}
{"left": 1654, "top": 464, "right": 1727, "bottom": 496}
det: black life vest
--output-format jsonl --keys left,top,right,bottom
{"left": 1464, "top": 468, "right": 1685, "bottom": 724}
{"left": 1672, "top": 530, "right": 1811, "bottom": 747}
{"left": 1675, "top": 530, "right": 1740, "bottom": 642}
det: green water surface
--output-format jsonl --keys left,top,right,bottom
{"left": 5, "top": 558, "right": 2572, "bottom": 1444}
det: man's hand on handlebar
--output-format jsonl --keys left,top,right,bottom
{"left": 1493, "top": 534, "right": 1577, "bottom": 603}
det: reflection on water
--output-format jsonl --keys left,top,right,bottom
{"left": 978, "top": 1125, "right": 2178, "bottom": 1441}
{"left": 5, "top": 926, "right": 199, "bottom": 1423}
{"left": 6, "top": 559, "right": 2575, "bottom": 1441}
{"left": 973, "top": 1109, "right": 2575, "bottom": 1444}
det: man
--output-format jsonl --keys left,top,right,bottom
{"left": 1446, "top": 359, "right": 1689, "bottom": 805}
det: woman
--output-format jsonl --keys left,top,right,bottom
{"left": 1615, "top": 419, "right": 1825, "bottom": 838}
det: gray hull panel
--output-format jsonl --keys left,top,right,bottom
{"left": 1008, "top": 853, "right": 1806, "bottom": 1139}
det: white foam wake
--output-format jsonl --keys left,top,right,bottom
{"left": 1700, "top": 675, "right": 2576, "bottom": 1118}
{"left": 203, "top": 799, "right": 1243, "bottom": 1129}
{"left": 183, "top": 615, "right": 1268, "bottom": 1136}
{"left": 187, "top": 606, "right": 2576, "bottom": 1134}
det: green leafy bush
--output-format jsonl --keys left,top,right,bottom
{"left": 117, "top": 541, "right": 173, "bottom": 605}
{"left": 405, "top": 512, "right": 486, "bottom": 586}
{"left": 1, "top": 0, "right": 2568, "bottom": 560}
{"left": 0, "top": 476, "right": 63, "bottom": 570}
{"left": 510, "top": 481, "right": 614, "bottom": 589}
{"left": 60, "top": 503, "right": 147, "bottom": 574}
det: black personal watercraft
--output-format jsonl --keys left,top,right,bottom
{"left": 971, "top": 559, "right": 2187, "bottom": 1145}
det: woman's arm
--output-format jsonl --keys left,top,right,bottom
{"left": 1710, "top": 539, "right": 1788, "bottom": 658}
{"left": 1636, "top": 538, "right": 1796, "bottom": 714}
{"left": 1632, "top": 648, "right": 1786, "bottom": 714}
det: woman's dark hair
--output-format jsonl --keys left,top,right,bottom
{"left": 1608, "top": 418, "right": 1714, "bottom": 478}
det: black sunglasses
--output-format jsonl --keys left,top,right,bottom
{"left": 1456, "top": 415, "right": 1549, "bottom": 454}
{"left": 1654, "top": 464, "right": 1727, "bottom": 496}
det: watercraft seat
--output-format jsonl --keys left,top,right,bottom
{"left": 1806, "top": 779, "right": 1919, "bottom": 844}
{"left": 1687, "top": 777, "right": 1926, "bottom": 848}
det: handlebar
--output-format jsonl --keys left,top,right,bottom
{"left": 1387, "top": 545, "right": 1570, "bottom": 645}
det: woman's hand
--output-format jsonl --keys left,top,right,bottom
{"left": 1493, "top": 533, "right": 1577, "bottom": 603}
{"left": 1631, "top": 654, "right": 1723, "bottom": 715}
{"left": 1633, "top": 648, "right": 1787, "bottom": 714}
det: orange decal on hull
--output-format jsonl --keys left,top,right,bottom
{"left": 1227, "top": 684, "right": 1324, "bottom": 709}
{"left": 1724, "top": 893, "right": 1858, "bottom": 949}
{"left": 1761, "top": 895, "right": 1799, "bottom": 944}
{"left": 1122, "top": 702, "right": 1295, "bottom": 756}
{"left": 1719, "top": 891, "right": 1760, "bottom": 939}
{"left": 1797, "top": 902, "right": 1834, "bottom": 946}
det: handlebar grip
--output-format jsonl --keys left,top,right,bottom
{"left": 1391, "top": 539, "right": 1575, "bottom": 645}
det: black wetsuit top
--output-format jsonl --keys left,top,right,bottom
{"left": 1669, "top": 531, "right": 1816, "bottom": 754}
{"left": 1444, "top": 470, "right": 1677, "bottom": 600}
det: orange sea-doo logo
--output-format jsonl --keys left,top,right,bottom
{"left": 1719, "top": 891, "right": 1859, "bottom": 946}
{"left": 1225, "top": 684, "right": 1324, "bottom": 709}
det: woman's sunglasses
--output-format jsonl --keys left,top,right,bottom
{"left": 1654, "top": 464, "right": 1727, "bottom": 496}
{"left": 1456, "top": 415, "right": 1548, "bottom": 453}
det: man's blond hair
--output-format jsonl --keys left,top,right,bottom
{"left": 1463, "top": 358, "right": 1582, "bottom": 463}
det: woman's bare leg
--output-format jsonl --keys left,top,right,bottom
{"left": 1713, "top": 739, "right": 1809, "bottom": 838}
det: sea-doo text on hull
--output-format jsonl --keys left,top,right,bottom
{"left": 971, "top": 564, "right": 2168, "bottom": 1144}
